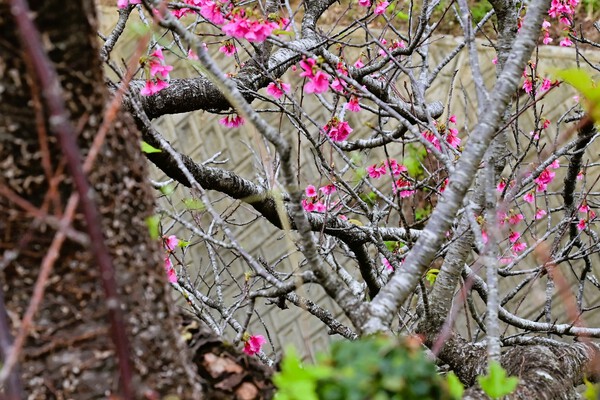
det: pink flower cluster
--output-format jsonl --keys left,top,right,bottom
{"left": 378, "top": 38, "right": 406, "bottom": 57}
{"left": 243, "top": 334, "right": 266, "bottom": 356}
{"left": 534, "top": 165, "right": 558, "bottom": 192}
{"left": 163, "top": 235, "right": 179, "bottom": 283}
{"left": 141, "top": 47, "right": 173, "bottom": 96}
{"left": 421, "top": 115, "right": 461, "bottom": 152}
{"left": 367, "top": 158, "right": 406, "bottom": 179}
{"left": 544, "top": 0, "right": 579, "bottom": 47}
{"left": 299, "top": 58, "right": 331, "bottom": 94}
{"left": 222, "top": 10, "right": 280, "bottom": 42}
{"left": 577, "top": 200, "right": 597, "bottom": 231}
{"left": 302, "top": 184, "right": 338, "bottom": 213}
{"left": 323, "top": 118, "right": 353, "bottom": 142}
{"left": 394, "top": 178, "right": 415, "bottom": 198}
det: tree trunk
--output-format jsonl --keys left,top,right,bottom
{"left": 0, "top": 0, "right": 273, "bottom": 398}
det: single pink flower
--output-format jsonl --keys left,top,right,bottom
{"left": 219, "top": 41, "right": 236, "bottom": 56}
{"left": 304, "top": 71, "right": 330, "bottom": 94}
{"left": 422, "top": 131, "right": 441, "bottom": 151}
{"left": 118, "top": 0, "right": 141, "bottom": 9}
{"left": 330, "top": 78, "right": 346, "bottom": 92}
{"left": 346, "top": 96, "right": 361, "bottom": 112}
{"left": 579, "top": 201, "right": 590, "bottom": 213}
{"left": 354, "top": 58, "right": 365, "bottom": 68}
{"left": 299, "top": 58, "right": 316, "bottom": 78}
{"left": 578, "top": 219, "right": 587, "bottom": 231}
{"left": 550, "top": 160, "right": 560, "bottom": 169}
{"left": 187, "top": 49, "right": 199, "bottom": 60}
{"left": 560, "top": 37, "right": 573, "bottom": 47}
{"left": 305, "top": 185, "right": 317, "bottom": 197}
{"left": 448, "top": 115, "right": 457, "bottom": 124}
{"left": 200, "top": 1, "right": 225, "bottom": 24}
{"left": 481, "top": 230, "right": 489, "bottom": 244}
{"left": 358, "top": 0, "right": 371, "bottom": 6}
{"left": 535, "top": 168, "right": 556, "bottom": 192}
{"left": 523, "top": 192, "right": 535, "bottom": 204}
{"left": 374, "top": 0, "right": 389, "bottom": 15}
{"left": 492, "top": 57, "right": 498, "bottom": 65}
{"left": 543, "top": 33, "right": 553, "bottom": 45}
{"left": 508, "top": 213, "right": 524, "bottom": 225}
{"left": 320, "top": 184, "right": 337, "bottom": 195}
{"left": 509, "top": 231, "right": 521, "bottom": 244}
{"left": 314, "top": 201, "right": 327, "bottom": 213}
{"left": 266, "top": 81, "right": 291, "bottom": 99}
{"left": 164, "top": 235, "right": 179, "bottom": 251}
{"left": 577, "top": 170, "right": 584, "bottom": 180}
{"left": 512, "top": 241, "right": 527, "bottom": 253}
{"left": 535, "top": 208, "right": 547, "bottom": 219}
{"left": 243, "top": 335, "right": 266, "bottom": 356}
{"left": 446, "top": 128, "right": 461, "bottom": 148}
{"left": 523, "top": 78, "right": 533, "bottom": 94}
{"left": 302, "top": 199, "right": 316, "bottom": 212}
{"left": 540, "top": 78, "right": 553, "bottom": 92}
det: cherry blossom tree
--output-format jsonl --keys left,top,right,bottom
{"left": 1, "top": 0, "right": 600, "bottom": 398}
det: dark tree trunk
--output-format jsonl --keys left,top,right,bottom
{"left": 0, "top": 0, "right": 273, "bottom": 398}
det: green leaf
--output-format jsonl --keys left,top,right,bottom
{"left": 583, "top": 377, "right": 599, "bottom": 400}
{"left": 159, "top": 184, "right": 175, "bottom": 196}
{"left": 183, "top": 198, "right": 205, "bottom": 211}
{"left": 384, "top": 241, "right": 398, "bottom": 252}
{"left": 477, "top": 361, "right": 519, "bottom": 399}
{"left": 447, "top": 372, "right": 464, "bottom": 400}
{"left": 178, "top": 240, "right": 190, "bottom": 248}
{"left": 141, "top": 141, "right": 162, "bottom": 154}
{"left": 554, "top": 68, "right": 600, "bottom": 122}
{"left": 395, "top": 11, "right": 409, "bottom": 20}
{"left": 273, "top": 347, "right": 331, "bottom": 400}
{"left": 272, "top": 29, "right": 295, "bottom": 37}
{"left": 145, "top": 215, "right": 160, "bottom": 240}
{"left": 425, "top": 268, "right": 440, "bottom": 286}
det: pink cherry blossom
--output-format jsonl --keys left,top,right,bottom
{"left": 535, "top": 208, "right": 547, "bottom": 219}
{"left": 385, "top": 159, "right": 406, "bottom": 175}
{"left": 524, "top": 192, "right": 535, "bottom": 203}
{"left": 219, "top": 41, "right": 236, "bottom": 56}
{"left": 446, "top": 128, "right": 461, "bottom": 148}
{"left": 523, "top": 78, "right": 533, "bottom": 94}
{"left": 266, "top": 81, "right": 291, "bottom": 99}
{"left": 367, "top": 164, "right": 387, "bottom": 179}
{"left": 299, "top": 58, "right": 316, "bottom": 78}
{"left": 543, "top": 33, "right": 553, "bottom": 45}
{"left": 354, "top": 58, "right": 365, "bottom": 68}
{"left": 374, "top": 0, "right": 389, "bottom": 15}
{"left": 140, "top": 79, "right": 169, "bottom": 96}
{"left": 550, "top": 160, "right": 560, "bottom": 169}
{"left": 149, "top": 61, "right": 173, "bottom": 79}
{"left": 492, "top": 57, "right": 498, "bottom": 65}
{"left": 219, "top": 114, "right": 245, "bottom": 128}
{"left": 164, "top": 235, "right": 179, "bottom": 251}
{"left": 320, "top": 184, "right": 336, "bottom": 195}
{"left": 535, "top": 168, "right": 556, "bottom": 192}
{"left": 358, "top": 0, "right": 371, "bottom": 6}
{"left": 302, "top": 199, "right": 316, "bottom": 212}
{"left": 330, "top": 78, "right": 346, "bottom": 92}
{"left": 560, "top": 37, "right": 573, "bottom": 47}
{"left": 347, "top": 96, "right": 361, "bottom": 112}
{"left": 481, "top": 230, "right": 489, "bottom": 244}
{"left": 187, "top": 49, "right": 199, "bottom": 60}
{"left": 509, "top": 231, "right": 521, "bottom": 244}
{"left": 577, "top": 219, "right": 587, "bottom": 231}
{"left": 305, "top": 185, "right": 317, "bottom": 197}
{"left": 577, "top": 171, "right": 584, "bottom": 180}
{"left": 314, "top": 201, "right": 327, "bottom": 213}
{"left": 324, "top": 119, "right": 352, "bottom": 142}
{"left": 243, "top": 335, "right": 266, "bottom": 356}
{"left": 512, "top": 241, "right": 527, "bottom": 253}
{"left": 422, "top": 131, "right": 441, "bottom": 151}
{"left": 164, "top": 257, "right": 177, "bottom": 283}
{"left": 395, "top": 178, "right": 415, "bottom": 198}
{"left": 448, "top": 115, "right": 457, "bottom": 124}
{"left": 540, "top": 78, "right": 553, "bottom": 92}
{"left": 304, "top": 71, "right": 330, "bottom": 94}
{"left": 508, "top": 212, "right": 524, "bottom": 225}
{"left": 200, "top": 1, "right": 225, "bottom": 24}
{"left": 579, "top": 201, "right": 590, "bottom": 213}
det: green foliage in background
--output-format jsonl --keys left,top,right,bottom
{"left": 274, "top": 335, "right": 457, "bottom": 400}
